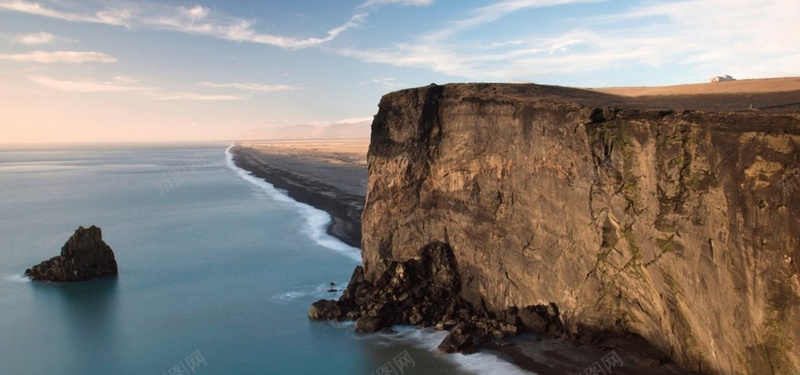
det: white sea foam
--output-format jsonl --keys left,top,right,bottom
{"left": 224, "top": 144, "right": 362, "bottom": 263}
{"left": 0, "top": 162, "right": 82, "bottom": 173}
{"left": 4, "top": 274, "right": 30, "bottom": 283}
{"left": 272, "top": 282, "right": 346, "bottom": 303}
{"left": 369, "top": 327, "right": 535, "bottom": 375}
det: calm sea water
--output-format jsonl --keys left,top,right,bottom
{"left": 0, "top": 144, "right": 529, "bottom": 375}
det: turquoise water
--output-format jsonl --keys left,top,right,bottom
{"left": 0, "top": 144, "right": 528, "bottom": 375}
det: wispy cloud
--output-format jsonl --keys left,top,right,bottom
{"left": 197, "top": 82, "right": 301, "bottom": 92}
{"left": 303, "top": 116, "right": 375, "bottom": 127}
{"left": 29, "top": 75, "right": 242, "bottom": 101}
{"left": 333, "top": 116, "right": 374, "bottom": 124}
{"left": 358, "top": 0, "right": 432, "bottom": 9}
{"left": 0, "top": 0, "right": 130, "bottom": 25}
{"left": 14, "top": 31, "right": 54, "bottom": 45}
{"left": 358, "top": 77, "right": 407, "bottom": 88}
{"left": 29, "top": 75, "right": 148, "bottom": 93}
{"left": 344, "top": 0, "right": 800, "bottom": 82}
{"left": 0, "top": 51, "right": 116, "bottom": 63}
{"left": 0, "top": 1, "right": 374, "bottom": 49}
{"left": 153, "top": 92, "right": 242, "bottom": 101}
{"left": 143, "top": 5, "right": 367, "bottom": 49}
{"left": 425, "top": 0, "right": 601, "bottom": 41}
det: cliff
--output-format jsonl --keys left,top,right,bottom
{"left": 361, "top": 83, "right": 800, "bottom": 374}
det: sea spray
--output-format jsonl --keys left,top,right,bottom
{"left": 3, "top": 274, "right": 30, "bottom": 283}
{"left": 368, "top": 328, "right": 534, "bottom": 375}
{"left": 272, "top": 281, "right": 347, "bottom": 304}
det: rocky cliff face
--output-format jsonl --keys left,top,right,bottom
{"left": 26, "top": 226, "right": 118, "bottom": 282}
{"left": 361, "top": 83, "right": 800, "bottom": 374}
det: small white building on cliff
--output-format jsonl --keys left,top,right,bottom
{"left": 710, "top": 75, "right": 735, "bottom": 82}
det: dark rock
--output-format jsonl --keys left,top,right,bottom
{"left": 436, "top": 332, "right": 478, "bottom": 354}
{"left": 25, "top": 226, "right": 118, "bottom": 282}
{"left": 408, "top": 312, "right": 424, "bottom": 325}
{"left": 578, "top": 333, "right": 596, "bottom": 346}
{"left": 518, "top": 308, "right": 548, "bottom": 333}
{"left": 308, "top": 300, "right": 341, "bottom": 320}
{"left": 311, "top": 242, "right": 467, "bottom": 331}
{"left": 634, "top": 357, "right": 663, "bottom": 367}
{"left": 442, "top": 319, "right": 458, "bottom": 330}
{"left": 517, "top": 304, "right": 564, "bottom": 337}
{"left": 308, "top": 241, "right": 578, "bottom": 357}
{"left": 499, "top": 323, "right": 519, "bottom": 336}
{"left": 355, "top": 317, "right": 384, "bottom": 333}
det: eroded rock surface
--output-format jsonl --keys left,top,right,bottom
{"left": 358, "top": 83, "right": 800, "bottom": 374}
{"left": 25, "top": 226, "right": 118, "bottom": 282}
{"left": 310, "top": 242, "right": 567, "bottom": 352}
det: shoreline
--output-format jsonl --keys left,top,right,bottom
{"left": 229, "top": 143, "right": 366, "bottom": 249}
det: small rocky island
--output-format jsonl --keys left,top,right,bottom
{"left": 25, "top": 226, "right": 118, "bottom": 282}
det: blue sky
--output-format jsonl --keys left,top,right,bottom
{"left": 1, "top": 0, "right": 798, "bottom": 143}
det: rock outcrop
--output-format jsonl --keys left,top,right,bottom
{"left": 357, "top": 83, "right": 800, "bottom": 374}
{"left": 26, "top": 226, "right": 118, "bottom": 282}
{"left": 310, "top": 241, "right": 566, "bottom": 352}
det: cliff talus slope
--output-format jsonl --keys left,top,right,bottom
{"left": 362, "top": 83, "right": 800, "bottom": 374}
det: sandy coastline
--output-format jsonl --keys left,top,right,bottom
{"left": 230, "top": 140, "right": 368, "bottom": 248}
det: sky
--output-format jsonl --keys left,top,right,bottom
{"left": 0, "top": 0, "right": 798, "bottom": 144}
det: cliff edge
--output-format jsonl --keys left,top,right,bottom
{"left": 361, "top": 82, "right": 800, "bottom": 374}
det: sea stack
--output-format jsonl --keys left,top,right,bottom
{"left": 25, "top": 226, "right": 118, "bottom": 282}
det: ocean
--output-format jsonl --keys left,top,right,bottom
{"left": 0, "top": 144, "right": 529, "bottom": 375}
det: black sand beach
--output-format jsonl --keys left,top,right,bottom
{"left": 230, "top": 141, "right": 367, "bottom": 248}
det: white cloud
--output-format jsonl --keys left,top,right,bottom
{"left": 0, "top": 51, "right": 116, "bottom": 63}
{"left": 0, "top": 0, "right": 130, "bottom": 25}
{"left": 29, "top": 75, "right": 242, "bottom": 101}
{"left": 343, "top": 0, "right": 800, "bottom": 82}
{"left": 154, "top": 92, "right": 241, "bottom": 101}
{"left": 29, "top": 75, "right": 148, "bottom": 93}
{"left": 111, "top": 76, "right": 139, "bottom": 84}
{"left": 182, "top": 5, "right": 208, "bottom": 22}
{"left": 358, "top": 0, "right": 432, "bottom": 9}
{"left": 197, "top": 82, "right": 301, "bottom": 92}
{"left": 145, "top": 7, "right": 368, "bottom": 49}
{"left": 425, "top": 0, "right": 601, "bottom": 41}
{"left": 14, "top": 31, "right": 54, "bottom": 45}
{"left": 358, "top": 77, "right": 407, "bottom": 88}
{"left": 94, "top": 8, "right": 134, "bottom": 26}
{"left": 333, "top": 116, "right": 374, "bottom": 124}
{"left": 0, "top": 1, "right": 367, "bottom": 49}
{"left": 0, "top": 0, "right": 441, "bottom": 50}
